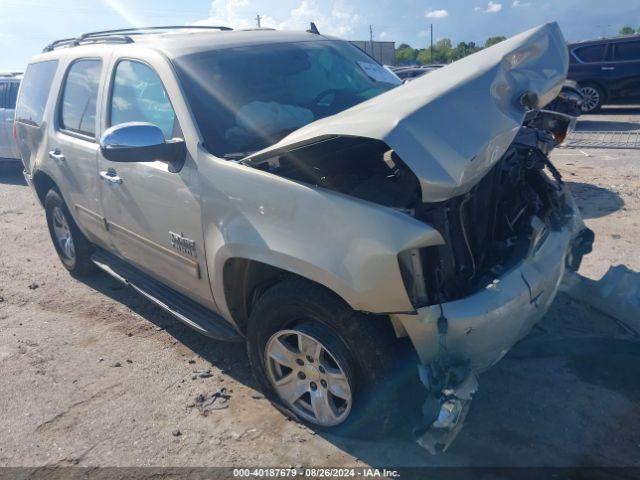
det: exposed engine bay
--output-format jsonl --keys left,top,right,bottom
{"left": 245, "top": 135, "right": 421, "bottom": 210}
{"left": 411, "top": 120, "right": 571, "bottom": 307}
{"left": 246, "top": 110, "right": 582, "bottom": 309}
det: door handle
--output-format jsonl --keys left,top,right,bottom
{"left": 99, "top": 169, "right": 123, "bottom": 185}
{"left": 601, "top": 66, "right": 615, "bottom": 71}
{"left": 48, "top": 149, "right": 65, "bottom": 163}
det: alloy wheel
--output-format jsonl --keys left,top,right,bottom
{"left": 580, "top": 86, "right": 600, "bottom": 112}
{"left": 51, "top": 206, "right": 75, "bottom": 261}
{"left": 265, "top": 329, "right": 352, "bottom": 427}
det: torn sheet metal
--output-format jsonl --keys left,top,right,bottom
{"left": 415, "top": 365, "right": 479, "bottom": 455}
{"left": 248, "top": 23, "right": 568, "bottom": 202}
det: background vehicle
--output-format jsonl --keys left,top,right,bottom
{"left": 0, "top": 73, "right": 21, "bottom": 162}
{"left": 568, "top": 35, "right": 640, "bottom": 112}
{"left": 391, "top": 64, "right": 443, "bottom": 81}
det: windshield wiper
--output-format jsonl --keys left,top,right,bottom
{"left": 223, "top": 151, "right": 256, "bottom": 161}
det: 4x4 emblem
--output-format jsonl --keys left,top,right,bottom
{"left": 170, "top": 232, "right": 196, "bottom": 258}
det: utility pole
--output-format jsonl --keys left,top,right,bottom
{"left": 256, "top": 14, "right": 262, "bottom": 28}
{"left": 369, "top": 24, "right": 374, "bottom": 56}
{"left": 430, "top": 23, "right": 434, "bottom": 64}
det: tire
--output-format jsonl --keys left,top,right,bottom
{"left": 580, "top": 83, "right": 605, "bottom": 113}
{"left": 44, "top": 188, "right": 94, "bottom": 276}
{"left": 246, "top": 278, "right": 400, "bottom": 436}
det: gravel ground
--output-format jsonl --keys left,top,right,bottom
{"left": 0, "top": 107, "right": 639, "bottom": 468}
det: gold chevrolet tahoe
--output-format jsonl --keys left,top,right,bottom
{"left": 14, "top": 23, "right": 593, "bottom": 451}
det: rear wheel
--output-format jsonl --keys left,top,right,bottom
{"left": 246, "top": 278, "right": 398, "bottom": 434}
{"left": 580, "top": 83, "right": 604, "bottom": 113}
{"left": 44, "top": 189, "right": 94, "bottom": 276}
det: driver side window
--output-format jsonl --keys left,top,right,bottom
{"left": 110, "top": 60, "right": 178, "bottom": 139}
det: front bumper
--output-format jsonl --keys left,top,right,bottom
{"left": 392, "top": 224, "right": 575, "bottom": 371}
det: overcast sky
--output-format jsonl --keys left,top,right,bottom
{"left": 1, "top": 0, "right": 639, "bottom": 70}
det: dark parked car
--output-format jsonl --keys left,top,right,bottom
{"left": 392, "top": 64, "right": 443, "bottom": 81}
{"left": 568, "top": 35, "right": 640, "bottom": 112}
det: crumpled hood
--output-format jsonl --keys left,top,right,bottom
{"left": 247, "top": 23, "right": 568, "bottom": 203}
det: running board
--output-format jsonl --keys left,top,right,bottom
{"left": 91, "top": 249, "right": 242, "bottom": 342}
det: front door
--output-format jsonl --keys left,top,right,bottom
{"left": 610, "top": 40, "right": 640, "bottom": 102}
{"left": 98, "top": 59, "right": 214, "bottom": 308}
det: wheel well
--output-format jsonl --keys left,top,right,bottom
{"left": 32, "top": 170, "right": 57, "bottom": 205}
{"left": 223, "top": 259, "right": 300, "bottom": 333}
{"left": 223, "top": 258, "right": 368, "bottom": 334}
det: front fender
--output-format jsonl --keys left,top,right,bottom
{"left": 198, "top": 149, "right": 443, "bottom": 321}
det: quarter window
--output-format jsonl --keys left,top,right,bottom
{"left": 7, "top": 82, "right": 19, "bottom": 109}
{"left": 574, "top": 44, "right": 606, "bottom": 63}
{"left": 0, "top": 82, "right": 7, "bottom": 109}
{"left": 110, "top": 61, "right": 177, "bottom": 140}
{"left": 614, "top": 41, "right": 640, "bottom": 62}
{"left": 15, "top": 60, "right": 58, "bottom": 127}
{"left": 60, "top": 59, "right": 102, "bottom": 137}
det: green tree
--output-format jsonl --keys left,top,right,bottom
{"left": 432, "top": 38, "right": 453, "bottom": 63}
{"left": 416, "top": 48, "right": 432, "bottom": 64}
{"left": 395, "top": 44, "right": 417, "bottom": 65}
{"left": 435, "top": 38, "right": 452, "bottom": 50}
{"left": 619, "top": 26, "right": 635, "bottom": 35}
{"left": 485, "top": 35, "right": 506, "bottom": 48}
{"left": 450, "top": 41, "right": 481, "bottom": 61}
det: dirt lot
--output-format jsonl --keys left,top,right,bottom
{"left": 1, "top": 107, "right": 639, "bottom": 468}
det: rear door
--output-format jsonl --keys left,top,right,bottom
{"left": 610, "top": 40, "right": 640, "bottom": 102}
{"left": 97, "top": 58, "right": 215, "bottom": 308}
{"left": 568, "top": 42, "right": 612, "bottom": 85}
{"left": 14, "top": 60, "right": 59, "bottom": 174}
{"left": 49, "top": 58, "right": 110, "bottom": 246}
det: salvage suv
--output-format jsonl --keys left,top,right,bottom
{"left": 15, "top": 23, "right": 593, "bottom": 450}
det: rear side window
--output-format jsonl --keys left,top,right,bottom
{"left": 7, "top": 82, "right": 19, "bottom": 109}
{"left": 0, "top": 82, "right": 7, "bottom": 108}
{"left": 614, "top": 41, "right": 640, "bottom": 62}
{"left": 60, "top": 59, "right": 102, "bottom": 137}
{"left": 15, "top": 60, "right": 58, "bottom": 126}
{"left": 573, "top": 44, "right": 606, "bottom": 63}
{"left": 109, "top": 60, "right": 177, "bottom": 140}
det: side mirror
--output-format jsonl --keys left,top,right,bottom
{"left": 99, "top": 122, "right": 186, "bottom": 172}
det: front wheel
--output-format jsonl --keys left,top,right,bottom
{"left": 264, "top": 324, "right": 354, "bottom": 427}
{"left": 246, "top": 279, "right": 398, "bottom": 433}
{"left": 44, "top": 189, "right": 95, "bottom": 276}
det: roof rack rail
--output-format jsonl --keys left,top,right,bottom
{"left": 43, "top": 35, "right": 133, "bottom": 52}
{"left": 43, "top": 25, "right": 233, "bottom": 52}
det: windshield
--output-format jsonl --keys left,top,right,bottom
{"left": 172, "top": 40, "right": 402, "bottom": 158}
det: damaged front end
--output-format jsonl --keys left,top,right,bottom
{"left": 242, "top": 23, "right": 594, "bottom": 452}
{"left": 397, "top": 118, "right": 594, "bottom": 453}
